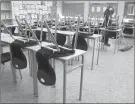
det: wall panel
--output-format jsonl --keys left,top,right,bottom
{"left": 63, "top": 3, "right": 84, "bottom": 17}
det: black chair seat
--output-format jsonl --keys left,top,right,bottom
{"left": 78, "top": 31, "right": 93, "bottom": 37}
{"left": 56, "top": 33, "right": 66, "bottom": 46}
{"left": 1, "top": 52, "right": 11, "bottom": 64}
{"left": 35, "top": 30, "right": 46, "bottom": 41}
{"left": 123, "top": 28, "right": 133, "bottom": 34}
{"left": 107, "top": 31, "right": 117, "bottom": 39}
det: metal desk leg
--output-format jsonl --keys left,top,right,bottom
{"left": 120, "top": 30, "right": 127, "bottom": 46}
{"left": 79, "top": 55, "right": 84, "bottom": 100}
{"left": 28, "top": 50, "right": 32, "bottom": 77}
{"left": 63, "top": 61, "right": 67, "bottom": 103}
{"left": 100, "top": 30, "right": 104, "bottom": 50}
{"left": 132, "top": 28, "right": 134, "bottom": 39}
{"left": 10, "top": 60, "right": 17, "bottom": 83}
{"left": 9, "top": 46, "right": 17, "bottom": 83}
{"left": 67, "top": 36, "right": 70, "bottom": 45}
{"left": 118, "top": 35, "right": 120, "bottom": 51}
{"left": 32, "top": 51, "right": 38, "bottom": 97}
{"left": 52, "top": 59, "right": 56, "bottom": 88}
{"left": 114, "top": 32, "right": 119, "bottom": 54}
{"left": 87, "top": 38, "right": 89, "bottom": 46}
{"left": 97, "top": 37, "right": 100, "bottom": 65}
{"left": 91, "top": 39, "right": 96, "bottom": 70}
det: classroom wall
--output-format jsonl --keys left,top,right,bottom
{"left": 59, "top": 0, "right": 134, "bottom": 23}
{"left": 63, "top": 3, "right": 84, "bottom": 17}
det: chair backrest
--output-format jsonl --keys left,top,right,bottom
{"left": 106, "top": 15, "right": 119, "bottom": 30}
{"left": 56, "top": 33, "right": 66, "bottom": 46}
{"left": 1, "top": 21, "right": 15, "bottom": 40}
{"left": 88, "top": 15, "right": 96, "bottom": 34}
{"left": 2, "top": 20, "right": 28, "bottom": 69}
{"left": 1, "top": 52, "right": 11, "bottom": 64}
{"left": 35, "top": 30, "right": 46, "bottom": 41}
{"left": 71, "top": 32, "right": 88, "bottom": 51}
{"left": 15, "top": 16, "right": 28, "bottom": 38}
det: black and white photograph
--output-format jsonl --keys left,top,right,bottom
{"left": 0, "top": 0, "right": 134, "bottom": 103}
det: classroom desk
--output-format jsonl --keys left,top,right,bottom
{"left": 80, "top": 26, "right": 101, "bottom": 35}
{"left": 25, "top": 27, "right": 101, "bottom": 70}
{"left": 85, "top": 34, "right": 102, "bottom": 69}
{"left": 82, "top": 26, "right": 100, "bottom": 29}
{"left": 26, "top": 45, "right": 86, "bottom": 103}
{"left": 122, "top": 26, "right": 135, "bottom": 38}
{"left": 99, "top": 28, "right": 124, "bottom": 54}
{"left": 36, "top": 27, "right": 75, "bottom": 36}
{"left": 1, "top": 33, "right": 24, "bottom": 83}
{"left": 1, "top": 33, "right": 86, "bottom": 103}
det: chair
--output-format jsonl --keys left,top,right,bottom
{"left": 8, "top": 27, "right": 16, "bottom": 35}
{"left": 121, "top": 16, "right": 134, "bottom": 36}
{"left": 72, "top": 32, "right": 88, "bottom": 51}
{"left": 1, "top": 52, "right": 22, "bottom": 79}
{"left": 56, "top": 33, "right": 66, "bottom": 46}
{"left": 103, "top": 23, "right": 121, "bottom": 54}
{"left": 122, "top": 23, "right": 134, "bottom": 35}
{"left": 35, "top": 30, "right": 46, "bottom": 41}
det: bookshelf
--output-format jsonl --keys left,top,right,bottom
{"left": 1, "top": 0, "right": 13, "bottom": 25}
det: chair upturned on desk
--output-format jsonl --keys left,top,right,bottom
{"left": 2, "top": 24, "right": 19, "bottom": 35}
{"left": 122, "top": 25, "right": 135, "bottom": 39}
{"left": 1, "top": 33, "right": 24, "bottom": 83}
{"left": 26, "top": 44, "right": 86, "bottom": 103}
{"left": 1, "top": 33, "right": 86, "bottom": 103}
{"left": 99, "top": 28, "right": 124, "bottom": 54}
{"left": 25, "top": 27, "right": 101, "bottom": 70}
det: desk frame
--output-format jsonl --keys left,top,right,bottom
{"left": 100, "top": 28, "right": 124, "bottom": 54}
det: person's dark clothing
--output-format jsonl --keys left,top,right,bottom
{"left": 102, "top": 8, "right": 113, "bottom": 45}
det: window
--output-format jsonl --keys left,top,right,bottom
{"left": 92, "top": 7, "right": 95, "bottom": 12}
{"left": 127, "top": 4, "right": 135, "bottom": 15}
{"left": 97, "top": 7, "right": 100, "bottom": 12}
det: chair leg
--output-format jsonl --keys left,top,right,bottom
{"left": 19, "top": 70, "right": 22, "bottom": 80}
{"left": 1, "top": 64, "right": 5, "bottom": 73}
{"left": 114, "top": 37, "right": 118, "bottom": 54}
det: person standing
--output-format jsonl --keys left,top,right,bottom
{"left": 102, "top": 6, "right": 114, "bottom": 46}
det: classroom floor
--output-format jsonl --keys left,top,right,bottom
{"left": 1, "top": 37, "right": 134, "bottom": 103}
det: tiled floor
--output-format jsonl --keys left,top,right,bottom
{"left": 1, "top": 38, "right": 134, "bottom": 103}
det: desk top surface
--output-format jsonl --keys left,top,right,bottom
{"left": 1, "top": 33, "right": 86, "bottom": 61}
{"left": 122, "top": 26, "right": 135, "bottom": 29}
{"left": 1, "top": 31, "right": 102, "bottom": 45}
{"left": 87, "top": 34, "right": 102, "bottom": 39}
{"left": 6, "top": 24, "right": 18, "bottom": 28}
{"left": 26, "top": 45, "right": 86, "bottom": 61}
{"left": 36, "top": 28, "right": 75, "bottom": 36}
{"left": 100, "top": 28, "right": 122, "bottom": 32}
{"left": 26, "top": 27, "right": 102, "bottom": 38}
{"left": 1, "top": 33, "right": 24, "bottom": 44}
{"left": 82, "top": 26, "right": 100, "bottom": 29}
{"left": 56, "top": 49, "right": 86, "bottom": 61}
